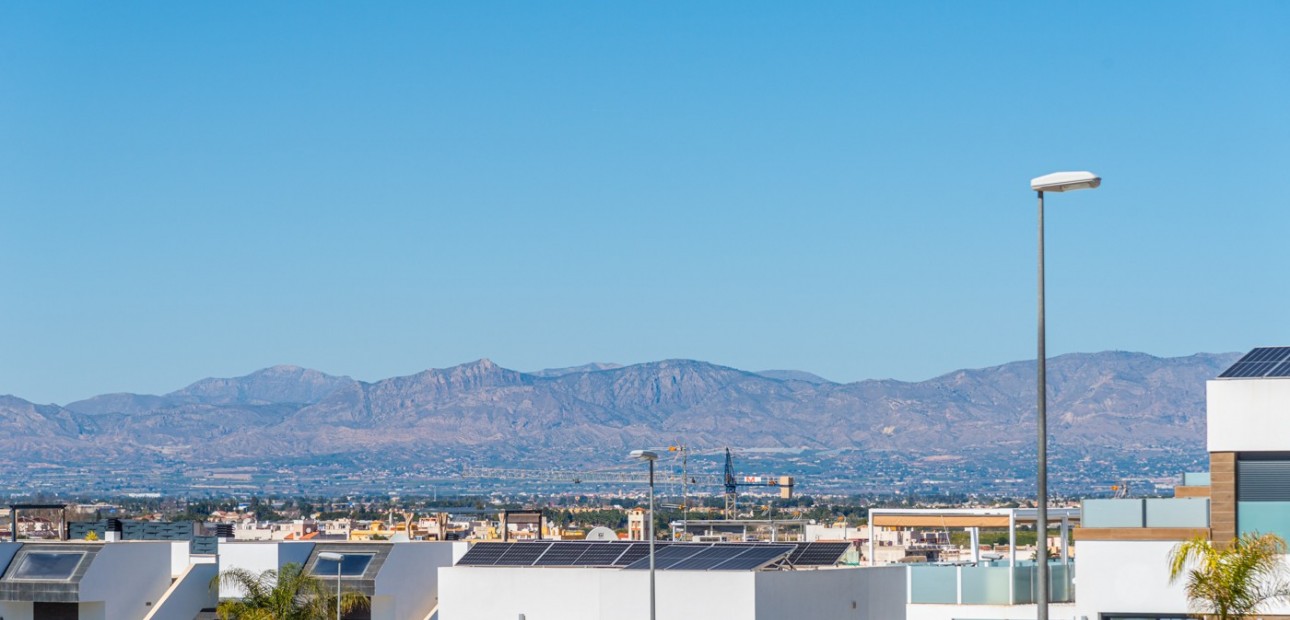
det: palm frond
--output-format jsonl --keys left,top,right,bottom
{"left": 1169, "top": 532, "right": 1290, "bottom": 619}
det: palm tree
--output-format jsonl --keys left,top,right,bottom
{"left": 213, "top": 562, "right": 368, "bottom": 620}
{"left": 1168, "top": 532, "right": 1290, "bottom": 619}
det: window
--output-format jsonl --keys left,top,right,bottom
{"left": 7, "top": 552, "right": 86, "bottom": 581}
{"left": 312, "top": 553, "right": 374, "bottom": 577}
{"left": 1237, "top": 453, "right": 1290, "bottom": 542}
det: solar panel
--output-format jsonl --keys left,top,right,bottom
{"left": 789, "top": 542, "right": 851, "bottom": 566}
{"left": 711, "top": 545, "right": 794, "bottom": 570}
{"left": 1220, "top": 348, "right": 1290, "bottom": 379}
{"left": 494, "top": 542, "right": 553, "bottom": 566}
{"left": 622, "top": 544, "right": 704, "bottom": 569}
{"left": 460, "top": 541, "right": 812, "bottom": 571}
{"left": 670, "top": 546, "right": 761, "bottom": 571}
{"left": 613, "top": 542, "right": 673, "bottom": 566}
{"left": 620, "top": 544, "right": 796, "bottom": 571}
{"left": 456, "top": 543, "right": 509, "bottom": 566}
{"left": 626, "top": 544, "right": 709, "bottom": 569}
{"left": 534, "top": 542, "right": 594, "bottom": 566}
{"left": 576, "top": 543, "right": 631, "bottom": 566}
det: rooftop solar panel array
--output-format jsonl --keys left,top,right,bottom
{"left": 456, "top": 542, "right": 509, "bottom": 566}
{"left": 1220, "top": 347, "right": 1290, "bottom": 379}
{"left": 532, "top": 542, "right": 593, "bottom": 566}
{"left": 576, "top": 543, "right": 633, "bottom": 566}
{"left": 627, "top": 544, "right": 795, "bottom": 571}
{"left": 495, "top": 542, "right": 550, "bottom": 566}
{"left": 455, "top": 540, "right": 848, "bottom": 571}
{"left": 786, "top": 541, "right": 852, "bottom": 566}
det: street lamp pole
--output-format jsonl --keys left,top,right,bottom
{"left": 318, "top": 552, "right": 345, "bottom": 620}
{"left": 1036, "top": 188, "right": 1049, "bottom": 618}
{"left": 631, "top": 449, "right": 659, "bottom": 620}
{"left": 1028, "top": 171, "right": 1100, "bottom": 620}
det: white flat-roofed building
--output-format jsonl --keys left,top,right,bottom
{"left": 1066, "top": 347, "right": 1290, "bottom": 619}
{"left": 437, "top": 539, "right": 905, "bottom": 620}
{"left": 218, "top": 540, "right": 467, "bottom": 620}
{"left": 0, "top": 540, "right": 215, "bottom": 620}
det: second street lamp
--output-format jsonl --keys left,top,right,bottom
{"left": 1028, "top": 170, "right": 1100, "bottom": 620}
{"left": 630, "top": 449, "right": 659, "bottom": 620}
{"left": 318, "top": 552, "right": 345, "bottom": 620}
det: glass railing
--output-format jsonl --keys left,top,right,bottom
{"left": 960, "top": 566, "right": 1011, "bottom": 604}
{"left": 908, "top": 565, "right": 957, "bottom": 604}
{"left": 1081, "top": 498, "right": 1144, "bottom": 527}
{"left": 1012, "top": 562, "right": 1074, "bottom": 604}
{"left": 1145, "top": 498, "right": 1209, "bottom": 527}
{"left": 908, "top": 562, "right": 1074, "bottom": 605}
{"left": 1081, "top": 498, "right": 1209, "bottom": 529}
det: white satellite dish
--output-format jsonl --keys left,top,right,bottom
{"left": 586, "top": 526, "right": 617, "bottom": 541}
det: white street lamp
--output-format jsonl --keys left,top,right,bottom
{"left": 1028, "top": 170, "right": 1100, "bottom": 620}
{"left": 630, "top": 450, "right": 659, "bottom": 620}
{"left": 318, "top": 552, "right": 345, "bottom": 620}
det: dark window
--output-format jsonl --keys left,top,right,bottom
{"left": 312, "top": 553, "right": 373, "bottom": 577}
{"left": 33, "top": 602, "right": 78, "bottom": 620}
{"left": 8, "top": 552, "right": 85, "bottom": 581}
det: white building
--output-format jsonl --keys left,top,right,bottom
{"left": 1066, "top": 346, "right": 1290, "bottom": 619}
{"left": 0, "top": 540, "right": 216, "bottom": 620}
{"left": 437, "top": 539, "right": 904, "bottom": 620}
{"left": 218, "top": 540, "right": 467, "bottom": 620}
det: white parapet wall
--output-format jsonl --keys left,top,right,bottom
{"left": 439, "top": 565, "right": 906, "bottom": 620}
{"left": 80, "top": 542, "right": 176, "bottom": 620}
{"left": 143, "top": 561, "right": 220, "bottom": 620}
{"left": 372, "top": 542, "right": 469, "bottom": 620}
{"left": 216, "top": 541, "right": 315, "bottom": 598}
{"left": 1207, "top": 378, "right": 1290, "bottom": 452}
{"left": 1074, "top": 540, "right": 1189, "bottom": 618}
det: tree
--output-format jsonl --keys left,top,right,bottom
{"left": 1168, "top": 532, "right": 1290, "bottom": 619}
{"left": 213, "top": 562, "right": 368, "bottom": 620}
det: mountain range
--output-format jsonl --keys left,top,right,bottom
{"left": 0, "top": 350, "right": 1238, "bottom": 494}
{"left": 0, "top": 351, "right": 1239, "bottom": 494}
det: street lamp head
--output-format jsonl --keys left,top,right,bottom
{"left": 318, "top": 552, "right": 344, "bottom": 561}
{"left": 1030, "top": 171, "right": 1101, "bottom": 193}
{"left": 630, "top": 450, "right": 659, "bottom": 461}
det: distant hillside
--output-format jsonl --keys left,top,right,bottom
{"left": 0, "top": 351, "right": 1240, "bottom": 493}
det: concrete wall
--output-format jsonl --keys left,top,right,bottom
{"left": 1075, "top": 539, "right": 1290, "bottom": 618}
{"left": 79, "top": 542, "right": 173, "bottom": 620}
{"left": 216, "top": 541, "right": 315, "bottom": 598}
{"left": 372, "top": 542, "right": 464, "bottom": 620}
{"left": 167, "top": 541, "right": 191, "bottom": 578}
{"left": 438, "top": 566, "right": 904, "bottom": 620}
{"left": 0, "top": 601, "right": 33, "bottom": 620}
{"left": 1074, "top": 540, "right": 1188, "bottom": 618}
{"left": 755, "top": 567, "right": 906, "bottom": 620}
{"left": 143, "top": 561, "right": 219, "bottom": 620}
{"left": 80, "top": 601, "right": 106, "bottom": 620}
{"left": 1208, "top": 379, "right": 1290, "bottom": 452}
{"left": 438, "top": 567, "right": 755, "bottom": 620}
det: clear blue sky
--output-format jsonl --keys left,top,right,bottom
{"left": 2, "top": 2, "right": 1288, "bottom": 404}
